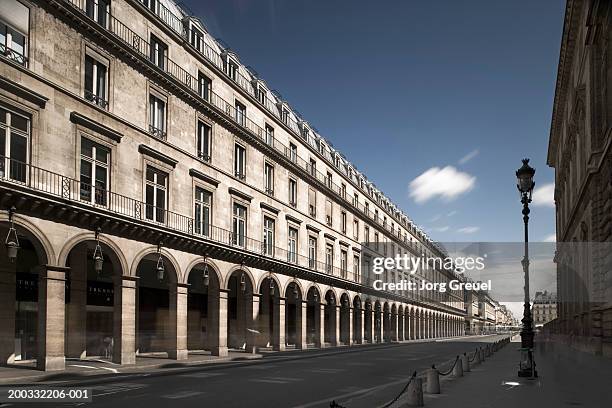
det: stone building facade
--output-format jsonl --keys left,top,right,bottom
{"left": 547, "top": 0, "right": 612, "bottom": 356}
{"left": 0, "top": 0, "right": 469, "bottom": 371}
{"left": 533, "top": 291, "right": 557, "bottom": 326}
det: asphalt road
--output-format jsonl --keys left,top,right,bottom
{"left": 18, "top": 335, "right": 507, "bottom": 408}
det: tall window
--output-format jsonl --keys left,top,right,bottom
{"left": 289, "top": 143, "right": 297, "bottom": 163}
{"left": 265, "top": 124, "right": 274, "bottom": 145}
{"left": 326, "top": 171, "right": 332, "bottom": 188}
{"left": 149, "top": 94, "right": 166, "bottom": 140}
{"left": 325, "top": 199, "right": 332, "bottom": 226}
{"left": 84, "top": 55, "right": 108, "bottom": 109}
{"left": 353, "top": 219, "right": 359, "bottom": 240}
{"left": 308, "top": 236, "right": 317, "bottom": 268}
{"left": 288, "top": 178, "right": 297, "bottom": 207}
{"left": 282, "top": 108, "right": 289, "bottom": 124}
{"left": 257, "top": 86, "right": 266, "bottom": 105}
{"left": 235, "top": 101, "right": 246, "bottom": 126}
{"left": 80, "top": 138, "right": 109, "bottom": 206}
{"left": 308, "top": 188, "right": 316, "bottom": 217}
{"left": 365, "top": 202, "right": 369, "bottom": 216}
{"left": 232, "top": 203, "right": 247, "bottom": 247}
{"left": 309, "top": 158, "right": 316, "bottom": 176}
{"left": 149, "top": 34, "right": 167, "bottom": 70}
{"left": 325, "top": 243, "right": 333, "bottom": 274}
{"left": 341, "top": 183, "right": 346, "bottom": 199}
{"left": 374, "top": 232, "right": 379, "bottom": 251}
{"left": 340, "top": 250, "right": 347, "bottom": 278}
{"left": 85, "top": 0, "right": 109, "bottom": 27}
{"left": 198, "top": 71, "right": 211, "bottom": 101}
{"left": 353, "top": 255, "right": 360, "bottom": 283}
{"left": 145, "top": 166, "right": 168, "bottom": 223}
{"left": 194, "top": 187, "right": 211, "bottom": 236}
{"left": 263, "top": 216, "right": 275, "bottom": 256}
{"left": 288, "top": 227, "right": 298, "bottom": 263}
{"left": 0, "top": 105, "right": 28, "bottom": 182}
{"left": 227, "top": 59, "right": 238, "bottom": 81}
{"left": 197, "top": 120, "right": 211, "bottom": 162}
{"left": 234, "top": 143, "right": 246, "bottom": 179}
{"left": 364, "top": 225, "right": 370, "bottom": 244}
{"left": 341, "top": 211, "right": 347, "bottom": 234}
{"left": 0, "top": 0, "right": 29, "bottom": 66}
{"left": 264, "top": 162, "right": 274, "bottom": 195}
{"left": 189, "top": 24, "right": 204, "bottom": 52}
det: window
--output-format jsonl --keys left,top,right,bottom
{"left": 340, "top": 250, "right": 347, "bottom": 278}
{"left": 309, "top": 158, "right": 316, "bottom": 177}
{"left": 80, "top": 138, "right": 109, "bottom": 206}
{"left": 232, "top": 203, "right": 247, "bottom": 247}
{"left": 194, "top": 187, "right": 211, "bottom": 236}
{"left": 227, "top": 59, "right": 238, "bottom": 81}
{"left": 149, "top": 34, "right": 167, "bottom": 70}
{"left": 289, "top": 143, "right": 297, "bottom": 163}
{"left": 325, "top": 199, "right": 332, "bottom": 226}
{"left": 282, "top": 108, "right": 289, "bottom": 125}
{"left": 0, "top": 105, "right": 29, "bottom": 182}
{"left": 341, "top": 211, "right": 347, "bottom": 234}
{"left": 374, "top": 210, "right": 379, "bottom": 222}
{"left": 308, "top": 236, "right": 317, "bottom": 268}
{"left": 353, "top": 219, "right": 359, "bottom": 240}
{"left": 264, "top": 162, "right": 274, "bottom": 195}
{"left": 326, "top": 171, "right": 332, "bottom": 188}
{"left": 308, "top": 188, "right": 316, "bottom": 217}
{"left": 148, "top": 94, "right": 166, "bottom": 140}
{"left": 145, "top": 166, "right": 168, "bottom": 223}
{"left": 197, "top": 120, "right": 211, "bottom": 162}
{"left": 257, "top": 86, "right": 266, "bottom": 105}
{"left": 198, "top": 72, "right": 211, "bottom": 101}
{"left": 288, "top": 178, "right": 297, "bottom": 207}
{"left": 189, "top": 23, "right": 204, "bottom": 52}
{"left": 84, "top": 54, "right": 108, "bottom": 109}
{"left": 325, "top": 243, "right": 333, "bottom": 274}
{"left": 263, "top": 216, "right": 275, "bottom": 256}
{"left": 143, "top": 0, "right": 158, "bottom": 13}
{"left": 0, "top": 0, "right": 28, "bottom": 66}
{"left": 288, "top": 227, "right": 298, "bottom": 264}
{"left": 234, "top": 143, "right": 246, "bottom": 179}
{"left": 364, "top": 225, "right": 370, "bottom": 244}
{"left": 341, "top": 183, "right": 346, "bottom": 199}
{"left": 235, "top": 101, "right": 246, "bottom": 126}
{"left": 354, "top": 255, "right": 360, "bottom": 283}
{"left": 365, "top": 202, "right": 369, "bottom": 216}
{"left": 264, "top": 124, "right": 274, "bottom": 146}
{"left": 353, "top": 193, "right": 359, "bottom": 207}
{"left": 374, "top": 232, "right": 379, "bottom": 250}
{"left": 85, "top": 0, "right": 109, "bottom": 27}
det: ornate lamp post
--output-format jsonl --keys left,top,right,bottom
{"left": 516, "top": 158, "right": 537, "bottom": 378}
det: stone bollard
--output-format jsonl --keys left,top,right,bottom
{"left": 486, "top": 345, "right": 492, "bottom": 357}
{"left": 474, "top": 348, "right": 481, "bottom": 365}
{"left": 426, "top": 365, "right": 440, "bottom": 394}
{"left": 453, "top": 356, "right": 463, "bottom": 377}
{"left": 461, "top": 353, "right": 470, "bottom": 372}
{"left": 405, "top": 376, "right": 424, "bottom": 407}
{"left": 480, "top": 347, "right": 485, "bottom": 361}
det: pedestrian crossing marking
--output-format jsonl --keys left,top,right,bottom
{"left": 162, "top": 391, "right": 205, "bottom": 399}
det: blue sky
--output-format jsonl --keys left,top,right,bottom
{"left": 184, "top": 0, "right": 565, "bottom": 243}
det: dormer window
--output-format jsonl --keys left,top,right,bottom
{"left": 227, "top": 58, "right": 238, "bottom": 81}
{"left": 282, "top": 108, "right": 289, "bottom": 124}
{"left": 188, "top": 22, "right": 204, "bottom": 52}
{"left": 257, "top": 86, "right": 266, "bottom": 105}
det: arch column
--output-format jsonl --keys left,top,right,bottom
{"left": 65, "top": 246, "right": 87, "bottom": 359}
{"left": 391, "top": 311, "right": 399, "bottom": 342}
{"left": 246, "top": 293, "right": 260, "bottom": 352}
{"left": 333, "top": 305, "right": 340, "bottom": 346}
{"left": 318, "top": 302, "right": 326, "bottom": 347}
{"left": 113, "top": 275, "right": 137, "bottom": 365}
{"left": 167, "top": 283, "right": 188, "bottom": 360}
{"left": 209, "top": 289, "right": 228, "bottom": 356}
{"left": 398, "top": 310, "right": 404, "bottom": 341}
{"left": 376, "top": 309, "right": 383, "bottom": 343}
{"left": 38, "top": 265, "right": 69, "bottom": 371}
{"left": 0, "top": 262, "right": 16, "bottom": 365}
{"left": 273, "top": 297, "right": 286, "bottom": 351}
{"left": 298, "top": 300, "right": 307, "bottom": 349}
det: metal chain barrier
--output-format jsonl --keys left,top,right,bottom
{"left": 438, "top": 356, "right": 460, "bottom": 376}
{"left": 329, "top": 371, "right": 416, "bottom": 408}
{"left": 468, "top": 348, "right": 478, "bottom": 363}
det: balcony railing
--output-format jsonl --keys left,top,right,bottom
{"left": 60, "top": 0, "right": 443, "bottom": 262}
{"left": 0, "top": 43, "right": 28, "bottom": 67}
{"left": 0, "top": 156, "right": 461, "bottom": 305}
{"left": 84, "top": 89, "right": 109, "bottom": 109}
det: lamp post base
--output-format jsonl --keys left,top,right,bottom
{"left": 517, "top": 347, "right": 537, "bottom": 378}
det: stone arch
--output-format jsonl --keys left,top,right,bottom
{"left": 224, "top": 265, "right": 255, "bottom": 291}
{"left": 58, "top": 232, "right": 128, "bottom": 275}
{"left": 0, "top": 214, "right": 53, "bottom": 265}
{"left": 184, "top": 257, "right": 223, "bottom": 286}
{"left": 256, "top": 273, "right": 282, "bottom": 296}
{"left": 131, "top": 245, "right": 180, "bottom": 283}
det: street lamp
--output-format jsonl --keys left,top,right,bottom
{"left": 93, "top": 227, "right": 104, "bottom": 275}
{"left": 156, "top": 241, "right": 165, "bottom": 281}
{"left": 515, "top": 158, "right": 537, "bottom": 378}
{"left": 202, "top": 254, "right": 209, "bottom": 287}
{"left": 4, "top": 206, "right": 19, "bottom": 263}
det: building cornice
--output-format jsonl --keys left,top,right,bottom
{"left": 0, "top": 75, "right": 48, "bottom": 108}
{"left": 138, "top": 144, "right": 178, "bottom": 168}
{"left": 70, "top": 111, "right": 123, "bottom": 142}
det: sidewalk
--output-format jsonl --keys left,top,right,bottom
{"left": 424, "top": 336, "right": 612, "bottom": 408}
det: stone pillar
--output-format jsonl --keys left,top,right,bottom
{"left": 210, "top": 289, "right": 229, "bottom": 356}
{"left": 65, "top": 247, "right": 87, "bottom": 359}
{"left": 391, "top": 313, "right": 399, "bottom": 342}
{"left": 273, "top": 297, "right": 286, "bottom": 351}
{"left": 318, "top": 303, "right": 325, "bottom": 347}
{"left": 113, "top": 276, "right": 137, "bottom": 365}
{"left": 359, "top": 307, "right": 365, "bottom": 344}
{"left": 376, "top": 310, "right": 383, "bottom": 343}
{"left": 368, "top": 308, "right": 375, "bottom": 343}
{"left": 333, "top": 305, "right": 340, "bottom": 346}
{"left": 246, "top": 293, "right": 260, "bottom": 352}
{"left": 168, "top": 283, "right": 188, "bottom": 360}
{"left": 0, "top": 261, "right": 16, "bottom": 365}
{"left": 348, "top": 307, "right": 354, "bottom": 345}
{"left": 398, "top": 312, "right": 404, "bottom": 341}
{"left": 298, "top": 301, "right": 307, "bottom": 349}
{"left": 37, "top": 265, "right": 68, "bottom": 371}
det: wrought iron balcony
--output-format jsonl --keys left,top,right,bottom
{"left": 0, "top": 43, "right": 28, "bottom": 67}
{"left": 84, "top": 89, "right": 109, "bottom": 109}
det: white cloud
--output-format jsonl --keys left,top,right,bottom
{"left": 409, "top": 166, "right": 476, "bottom": 204}
{"left": 532, "top": 183, "right": 555, "bottom": 207}
{"left": 430, "top": 214, "right": 441, "bottom": 222}
{"left": 458, "top": 149, "right": 479, "bottom": 165}
{"left": 543, "top": 234, "right": 556, "bottom": 242}
{"left": 457, "top": 226, "right": 480, "bottom": 234}
{"left": 432, "top": 226, "right": 450, "bottom": 232}
{"left": 447, "top": 210, "right": 457, "bottom": 217}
